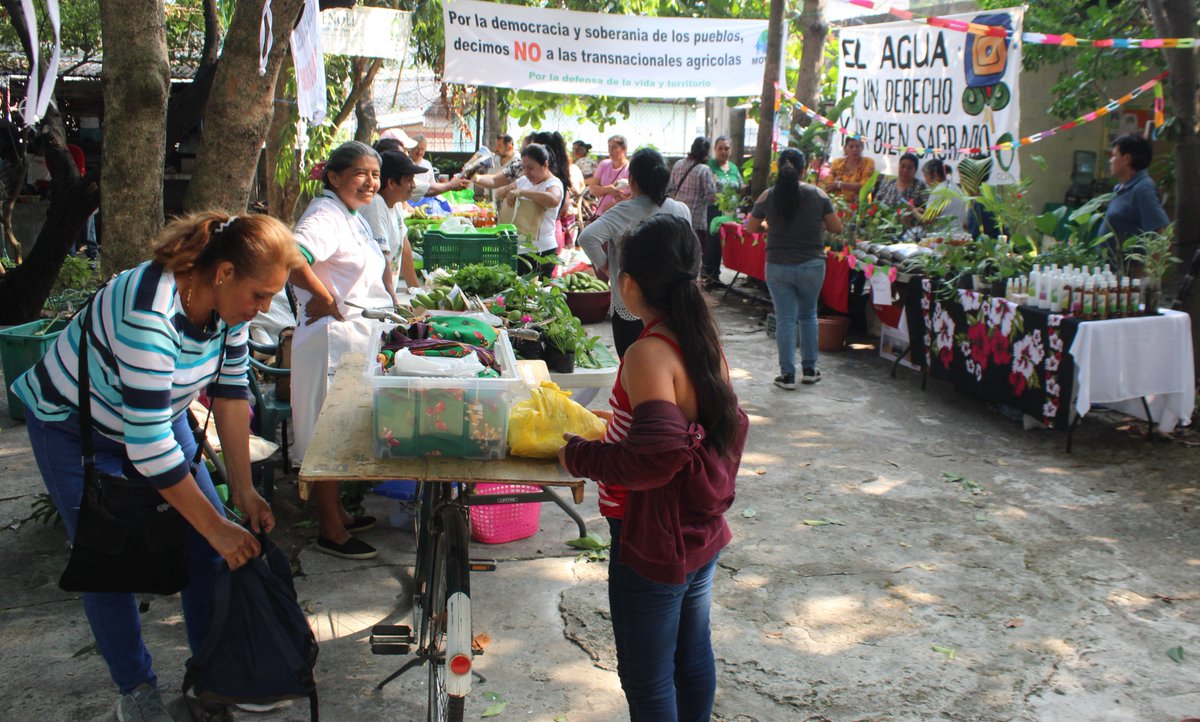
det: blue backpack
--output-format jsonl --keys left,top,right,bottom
{"left": 183, "top": 533, "right": 319, "bottom": 721}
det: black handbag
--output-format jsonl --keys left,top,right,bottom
{"left": 59, "top": 303, "right": 223, "bottom": 595}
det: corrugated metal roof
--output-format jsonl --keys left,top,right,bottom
{"left": 0, "top": 53, "right": 201, "bottom": 80}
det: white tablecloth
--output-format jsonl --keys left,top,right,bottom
{"left": 1069, "top": 309, "right": 1195, "bottom": 433}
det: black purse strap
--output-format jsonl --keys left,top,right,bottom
{"left": 669, "top": 160, "right": 702, "bottom": 197}
{"left": 77, "top": 299, "right": 224, "bottom": 477}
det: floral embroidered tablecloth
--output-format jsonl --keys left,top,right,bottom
{"left": 905, "top": 280, "right": 1079, "bottom": 429}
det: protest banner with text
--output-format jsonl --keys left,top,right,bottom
{"left": 442, "top": 0, "right": 778, "bottom": 99}
{"left": 321, "top": 6, "right": 412, "bottom": 60}
{"left": 834, "top": 8, "right": 1023, "bottom": 182}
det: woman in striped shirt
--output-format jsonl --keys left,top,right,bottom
{"left": 13, "top": 212, "right": 300, "bottom": 721}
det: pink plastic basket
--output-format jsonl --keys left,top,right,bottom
{"left": 469, "top": 483, "right": 542, "bottom": 544}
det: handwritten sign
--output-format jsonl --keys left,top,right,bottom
{"left": 834, "top": 8, "right": 1023, "bottom": 182}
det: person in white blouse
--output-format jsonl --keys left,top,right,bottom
{"left": 496, "top": 143, "right": 564, "bottom": 277}
{"left": 289, "top": 141, "right": 392, "bottom": 560}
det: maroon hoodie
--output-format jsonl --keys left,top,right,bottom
{"left": 563, "top": 399, "right": 750, "bottom": 584}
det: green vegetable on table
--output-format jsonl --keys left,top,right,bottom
{"left": 559, "top": 273, "right": 609, "bottom": 292}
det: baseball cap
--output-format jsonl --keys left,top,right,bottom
{"left": 380, "top": 127, "right": 418, "bottom": 149}
{"left": 380, "top": 150, "right": 425, "bottom": 181}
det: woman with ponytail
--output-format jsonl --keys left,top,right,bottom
{"left": 559, "top": 214, "right": 749, "bottom": 722}
{"left": 13, "top": 211, "right": 300, "bottom": 719}
{"left": 577, "top": 147, "right": 691, "bottom": 357}
{"left": 746, "top": 147, "right": 843, "bottom": 389}
{"left": 496, "top": 143, "right": 564, "bottom": 277}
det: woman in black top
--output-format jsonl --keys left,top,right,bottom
{"left": 745, "top": 148, "right": 842, "bottom": 389}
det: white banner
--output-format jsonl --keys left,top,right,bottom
{"left": 443, "top": 0, "right": 777, "bottom": 99}
{"left": 834, "top": 8, "right": 1023, "bottom": 183}
{"left": 321, "top": 6, "right": 412, "bottom": 60}
{"left": 290, "top": 0, "right": 327, "bottom": 124}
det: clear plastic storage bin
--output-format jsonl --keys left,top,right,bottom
{"left": 365, "top": 324, "right": 520, "bottom": 459}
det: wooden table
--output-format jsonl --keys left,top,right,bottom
{"left": 300, "top": 353, "right": 589, "bottom": 536}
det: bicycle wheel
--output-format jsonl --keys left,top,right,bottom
{"left": 426, "top": 502, "right": 472, "bottom": 722}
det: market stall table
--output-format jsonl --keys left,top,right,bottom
{"left": 904, "top": 280, "right": 1194, "bottom": 445}
{"left": 300, "top": 352, "right": 588, "bottom": 537}
{"left": 718, "top": 222, "right": 854, "bottom": 312}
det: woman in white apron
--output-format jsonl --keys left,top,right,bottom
{"left": 290, "top": 141, "right": 393, "bottom": 560}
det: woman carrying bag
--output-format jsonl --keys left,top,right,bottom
{"left": 12, "top": 211, "right": 300, "bottom": 722}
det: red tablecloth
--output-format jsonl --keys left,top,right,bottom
{"left": 718, "top": 223, "right": 849, "bottom": 313}
{"left": 719, "top": 223, "right": 765, "bottom": 281}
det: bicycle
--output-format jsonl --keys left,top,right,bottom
{"left": 368, "top": 477, "right": 587, "bottom": 722}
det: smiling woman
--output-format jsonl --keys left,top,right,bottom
{"left": 287, "top": 141, "right": 394, "bottom": 561}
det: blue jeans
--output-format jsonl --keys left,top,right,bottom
{"left": 26, "top": 412, "right": 225, "bottom": 695}
{"left": 607, "top": 517, "right": 720, "bottom": 722}
{"left": 766, "top": 258, "right": 826, "bottom": 376}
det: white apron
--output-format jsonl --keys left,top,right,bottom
{"left": 291, "top": 192, "right": 392, "bottom": 462}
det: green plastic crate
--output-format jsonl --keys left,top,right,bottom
{"left": 0, "top": 318, "right": 68, "bottom": 420}
{"left": 422, "top": 224, "right": 519, "bottom": 271}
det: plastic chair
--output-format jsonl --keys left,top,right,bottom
{"left": 247, "top": 338, "right": 291, "bottom": 502}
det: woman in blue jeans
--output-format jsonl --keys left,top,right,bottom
{"left": 746, "top": 148, "right": 843, "bottom": 389}
{"left": 560, "top": 216, "right": 750, "bottom": 721}
{"left": 12, "top": 212, "right": 300, "bottom": 721}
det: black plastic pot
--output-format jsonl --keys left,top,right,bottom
{"left": 544, "top": 346, "right": 576, "bottom": 373}
{"left": 512, "top": 336, "right": 544, "bottom": 360}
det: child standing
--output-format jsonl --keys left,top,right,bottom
{"left": 559, "top": 214, "right": 749, "bottom": 721}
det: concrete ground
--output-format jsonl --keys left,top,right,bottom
{"left": 1, "top": 277, "right": 1198, "bottom": 722}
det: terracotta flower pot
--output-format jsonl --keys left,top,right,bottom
{"left": 818, "top": 315, "right": 850, "bottom": 352}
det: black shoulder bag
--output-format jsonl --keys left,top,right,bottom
{"left": 59, "top": 302, "right": 224, "bottom": 595}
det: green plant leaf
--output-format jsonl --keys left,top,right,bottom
{"left": 742, "top": 508, "right": 757, "bottom": 518}
{"left": 932, "top": 644, "right": 957, "bottom": 659}
{"left": 565, "top": 532, "right": 609, "bottom": 550}
{"left": 803, "top": 518, "right": 844, "bottom": 527}
{"left": 1167, "top": 646, "right": 1185, "bottom": 664}
{"left": 482, "top": 700, "right": 508, "bottom": 717}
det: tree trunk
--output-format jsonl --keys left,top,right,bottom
{"left": 750, "top": 0, "right": 786, "bottom": 197}
{"left": 0, "top": 109, "right": 99, "bottom": 324}
{"left": 1145, "top": 0, "right": 1200, "bottom": 377}
{"left": 98, "top": 0, "right": 169, "bottom": 276}
{"left": 265, "top": 59, "right": 303, "bottom": 224}
{"left": 483, "top": 87, "right": 501, "bottom": 146}
{"left": 354, "top": 59, "right": 378, "bottom": 143}
{"left": 790, "top": 0, "right": 828, "bottom": 132}
{"left": 183, "top": 0, "right": 304, "bottom": 213}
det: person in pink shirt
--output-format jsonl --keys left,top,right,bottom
{"left": 586, "top": 135, "right": 631, "bottom": 217}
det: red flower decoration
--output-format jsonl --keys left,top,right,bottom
{"left": 990, "top": 333, "right": 1012, "bottom": 366}
{"left": 308, "top": 161, "right": 327, "bottom": 181}
{"left": 1009, "top": 371, "right": 1027, "bottom": 396}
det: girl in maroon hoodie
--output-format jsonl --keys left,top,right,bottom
{"left": 559, "top": 214, "right": 749, "bottom": 721}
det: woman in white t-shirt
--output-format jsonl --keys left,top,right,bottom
{"left": 497, "top": 143, "right": 564, "bottom": 277}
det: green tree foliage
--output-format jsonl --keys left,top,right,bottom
{"left": 978, "top": 0, "right": 1163, "bottom": 121}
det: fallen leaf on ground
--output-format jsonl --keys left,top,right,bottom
{"left": 995, "top": 458, "right": 1010, "bottom": 466}
{"left": 803, "top": 518, "right": 845, "bottom": 527}
{"left": 1167, "top": 646, "right": 1185, "bottom": 664}
{"left": 887, "top": 460, "right": 900, "bottom": 467}
{"left": 473, "top": 633, "right": 492, "bottom": 651}
{"left": 742, "top": 508, "right": 757, "bottom": 518}
{"left": 754, "top": 468, "right": 767, "bottom": 475}
{"left": 763, "top": 631, "right": 784, "bottom": 639}
{"left": 899, "top": 541, "right": 911, "bottom": 548}
{"left": 1005, "top": 618, "right": 1024, "bottom": 628}
{"left": 974, "top": 512, "right": 988, "bottom": 522}
{"left": 482, "top": 691, "right": 508, "bottom": 717}
{"left": 917, "top": 563, "right": 936, "bottom": 571}
{"left": 932, "top": 644, "right": 957, "bottom": 659}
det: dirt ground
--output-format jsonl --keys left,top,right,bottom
{"left": 1, "top": 285, "right": 1197, "bottom": 722}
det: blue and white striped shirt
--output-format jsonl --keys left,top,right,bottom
{"left": 11, "top": 262, "right": 250, "bottom": 488}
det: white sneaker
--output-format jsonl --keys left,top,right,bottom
{"left": 116, "top": 684, "right": 174, "bottom": 722}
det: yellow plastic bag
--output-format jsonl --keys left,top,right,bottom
{"left": 508, "top": 382, "right": 607, "bottom": 458}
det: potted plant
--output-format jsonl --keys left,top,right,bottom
{"left": 1123, "top": 224, "right": 1180, "bottom": 315}
{"left": 542, "top": 318, "right": 580, "bottom": 373}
